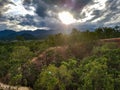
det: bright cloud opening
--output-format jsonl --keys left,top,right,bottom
{"left": 58, "top": 11, "right": 76, "bottom": 25}
{"left": 5, "top": 0, "right": 36, "bottom": 16}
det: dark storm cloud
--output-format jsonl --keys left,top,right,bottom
{"left": 23, "top": 0, "right": 32, "bottom": 4}
{"left": 0, "top": 0, "right": 9, "bottom": 16}
{"left": 95, "top": 0, "right": 120, "bottom": 24}
{"left": 42, "top": 0, "right": 65, "bottom": 5}
{"left": 74, "top": 0, "right": 92, "bottom": 11}
{"left": 42, "top": 0, "right": 92, "bottom": 9}
{"left": 36, "top": 5, "right": 47, "bottom": 17}
{"left": 106, "top": 0, "right": 118, "bottom": 10}
{"left": 18, "top": 14, "right": 61, "bottom": 30}
{"left": 105, "top": 0, "right": 120, "bottom": 15}
{"left": 18, "top": 15, "right": 44, "bottom": 27}
{"left": 88, "top": 10, "right": 104, "bottom": 22}
{"left": 23, "top": 0, "right": 93, "bottom": 18}
{"left": 0, "top": 0, "right": 120, "bottom": 31}
{"left": 92, "top": 10, "right": 101, "bottom": 16}
{"left": 79, "top": 0, "right": 119, "bottom": 27}
{"left": 0, "top": 0, "right": 15, "bottom": 16}
{"left": 23, "top": 0, "right": 48, "bottom": 17}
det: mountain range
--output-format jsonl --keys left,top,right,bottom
{"left": 0, "top": 29, "right": 64, "bottom": 40}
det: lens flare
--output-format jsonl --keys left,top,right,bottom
{"left": 58, "top": 11, "right": 76, "bottom": 25}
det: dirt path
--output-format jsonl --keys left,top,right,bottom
{"left": 101, "top": 38, "right": 120, "bottom": 42}
{"left": 0, "top": 82, "right": 31, "bottom": 90}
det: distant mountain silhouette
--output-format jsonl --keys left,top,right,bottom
{"left": 0, "top": 30, "right": 15, "bottom": 38}
{"left": 0, "top": 29, "right": 64, "bottom": 40}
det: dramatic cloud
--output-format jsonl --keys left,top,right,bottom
{"left": 0, "top": 0, "right": 11, "bottom": 16}
{"left": 0, "top": 0, "right": 120, "bottom": 31}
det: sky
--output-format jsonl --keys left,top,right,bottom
{"left": 0, "top": 0, "right": 120, "bottom": 31}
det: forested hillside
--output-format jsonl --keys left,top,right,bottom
{"left": 0, "top": 27, "right": 120, "bottom": 90}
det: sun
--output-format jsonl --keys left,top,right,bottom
{"left": 58, "top": 11, "right": 76, "bottom": 25}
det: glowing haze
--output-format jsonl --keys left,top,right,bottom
{"left": 0, "top": 0, "right": 120, "bottom": 31}
{"left": 58, "top": 11, "right": 76, "bottom": 25}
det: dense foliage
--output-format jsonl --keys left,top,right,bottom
{"left": 0, "top": 27, "right": 120, "bottom": 90}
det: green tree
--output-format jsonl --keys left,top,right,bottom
{"left": 34, "top": 59, "right": 76, "bottom": 90}
{"left": 10, "top": 46, "right": 33, "bottom": 64}
{"left": 76, "top": 43, "right": 120, "bottom": 90}
{"left": 16, "top": 36, "right": 25, "bottom": 41}
{"left": 34, "top": 65, "right": 59, "bottom": 90}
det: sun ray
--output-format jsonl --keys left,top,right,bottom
{"left": 58, "top": 11, "right": 76, "bottom": 25}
